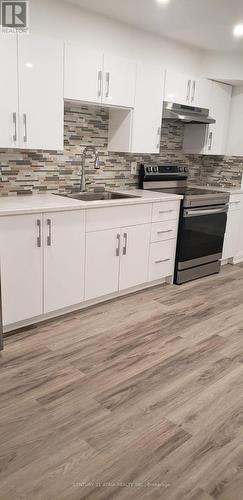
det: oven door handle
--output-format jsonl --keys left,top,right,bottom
{"left": 184, "top": 206, "right": 228, "bottom": 217}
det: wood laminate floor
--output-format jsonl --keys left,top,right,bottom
{"left": 1, "top": 264, "right": 243, "bottom": 500}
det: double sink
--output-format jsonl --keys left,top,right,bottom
{"left": 58, "top": 191, "right": 141, "bottom": 202}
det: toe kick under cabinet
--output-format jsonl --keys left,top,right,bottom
{"left": 0, "top": 200, "right": 180, "bottom": 330}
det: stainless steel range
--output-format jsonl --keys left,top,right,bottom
{"left": 139, "top": 164, "right": 230, "bottom": 284}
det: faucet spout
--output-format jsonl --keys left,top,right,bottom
{"left": 80, "top": 146, "right": 100, "bottom": 192}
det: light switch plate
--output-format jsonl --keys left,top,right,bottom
{"left": 131, "top": 162, "right": 137, "bottom": 175}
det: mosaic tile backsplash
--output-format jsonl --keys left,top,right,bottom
{"left": 0, "top": 102, "right": 242, "bottom": 196}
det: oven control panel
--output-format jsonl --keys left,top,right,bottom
{"left": 144, "top": 165, "right": 188, "bottom": 175}
{"left": 139, "top": 164, "right": 189, "bottom": 188}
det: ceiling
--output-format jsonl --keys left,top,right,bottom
{"left": 66, "top": 0, "right": 243, "bottom": 51}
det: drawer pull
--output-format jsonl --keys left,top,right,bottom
{"left": 155, "top": 258, "right": 170, "bottom": 264}
{"left": 157, "top": 229, "right": 173, "bottom": 234}
{"left": 158, "top": 210, "right": 174, "bottom": 214}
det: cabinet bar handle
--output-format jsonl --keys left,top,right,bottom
{"left": 191, "top": 80, "right": 196, "bottom": 103}
{"left": 98, "top": 70, "right": 102, "bottom": 97}
{"left": 116, "top": 233, "right": 120, "bottom": 257}
{"left": 208, "top": 131, "right": 213, "bottom": 151}
{"left": 157, "top": 229, "right": 173, "bottom": 234}
{"left": 13, "top": 112, "right": 17, "bottom": 142}
{"left": 47, "top": 219, "right": 52, "bottom": 246}
{"left": 23, "top": 113, "right": 27, "bottom": 143}
{"left": 123, "top": 233, "right": 128, "bottom": 256}
{"left": 186, "top": 80, "right": 191, "bottom": 102}
{"left": 37, "top": 219, "right": 41, "bottom": 247}
{"left": 105, "top": 72, "right": 110, "bottom": 98}
{"left": 158, "top": 209, "right": 174, "bottom": 214}
{"left": 155, "top": 258, "right": 170, "bottom": 264}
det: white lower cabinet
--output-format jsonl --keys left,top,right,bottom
{"left": 85, "top": 229, "right": 120, "bottom": 301}
{"left": 118, "top": 225, "right": 150, "bottom": 291}
{"left": 0, "top": 214, "right": 43, "bottom": 326}
{"left": 149, "top": 240, "right": 175, "bottom": 282}
{"left": 222, "top": 195, "right": 242, "bottom": 262}
{"left": 85, "top": 224, "right": 151, "bottom": 300}
{"left": 43, "top": 211, "right": 85, "bottom": 313}
{"left": 0, "top": 210, "right": 85, "bottom": 327}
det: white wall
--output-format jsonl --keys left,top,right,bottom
{"left": 201, "top": 51, "right": 243, "bottom": 83}
{"left": 30, "top": 0, "right": 203, "bottom": 74}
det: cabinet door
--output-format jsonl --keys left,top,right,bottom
{"left": 164, "top": 70, "right": 191, "bottom": 105}
{"left": 103, "top": 53, "right": 136, "bottom": 108}
{"left": 0, "top": 214, "right": 43, "bottom": 326}
{"left": 119, "top": 224, "right": 150, "bottom": 291}
{"left": 131, "top": 63, "right": 165, "bottom": 154}
{"left": 44, "top": 211, "right": 85, "bottom": 313}
{"left": 0, "top": 35, "right": 19, "bottom": 149}
{"left": 18, "top": 35, "right": 64, "bottom": 150}
{"left": 85, "top": 229, "right": 120, "bottom": 300}
{"left": 64, "top": 44, "right": 103, "bottom": 104}
{"left": 191, "top": 78, "right": 212, "bottom": 108}
{"left": 204, "top": 82, "right": 232, "bottom": 155}
{"left": 222, "top": 210, "right": 241, "bottom": 261}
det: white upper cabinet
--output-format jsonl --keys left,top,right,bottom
{"left": 64, "top": 44, "right": 103, "bottom": 104}
{"left": 130, "top": 62, "right": 165, "bottom": 154}
{"left": 0, "top": 35, "right": 18, "bottom": 149}
{"left": 64, "top": 43, "right": 136, "bottom": 109}
{"left": 164, "top": 70, "right": 191, "bottom": 106}
{"left": 226, "top": 86, "right": 243, "bottom": 157}
{"left": 18, "top": 35, "right": 64, "bottom": 151}
{"left": 192, "top": 78, "right": 212, "bottom": 109}
{"left": 108, "top": 62, "right": 165, "bottom": 153}
{"left": 183, "top": 81, "right": 232, "bottom": 155}
{"left": 102, "top": 53, "right": 136, "bottom": 108}
{"left": 164, "top": 69, "right": 212, "bottom": 108}
{"left": 0, "top": 34, "right": 64, "bottom": 151}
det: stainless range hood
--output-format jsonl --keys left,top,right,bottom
{"left": 163, "top": 102, "right": 216, "bottom": 125}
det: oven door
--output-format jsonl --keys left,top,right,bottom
{"left": 177, "top": 204, "right": 228, "bottom": 270}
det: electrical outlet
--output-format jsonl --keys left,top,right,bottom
{"left": 131, "top": 162, "right": 137, "bottom": 175}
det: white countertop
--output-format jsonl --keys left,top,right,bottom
{"left": 0, "top": 190, "right": 182, "bottom": 216}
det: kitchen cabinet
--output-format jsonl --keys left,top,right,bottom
{"left": 64, "top": 44, "right": 103, "bottom": 104}
{"left": 226, "top": 86, "right": 243, "bottom": 157}
{"left": 119, "top": 225, "right": 150, "bottom": 290}
{"left": 164, "top": 70, "right": 212, "bottom": 108}
{"left": 85, "top": 224, "right": 151, "bottom": 300}
{"left": 18, "top": 35, "right": 64, "bottom": 150}
{"left": 64, "top": 43, "right": 136, "bottom": 109}
{"left": 85, "top": 229, "right": 120, "bottom": 300}
{"left": 183, "top": 81, "right": 232, "bottom": 155}
{"left": 222, "top": 195, "right": 241, "bottom": 262}
{"left": 0, "top": 34, "right": 63, "bottom": 151}
{"left": 0, "top": 35, "right": 18, "bottom": 149}
{"left": 234, "top": 195, "right": 243, "bottom": 264}
{"left": 0, "top": 210, "right": 85, "bottom": 327}
{"left": 108, "top": 62, "right": 165, "bottom": 153}
{"left": 0, "top": 214, "right": 43, "bottom": 326}
{"left": 43, "top": 211, "right": 85, "bottom": 313}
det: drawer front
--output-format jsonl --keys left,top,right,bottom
{"left": 151, "top": 220, "right": 178, "bottom": 243}
{"left": 86, "top": 203, "right": 152, "bottom": 232}
{"left": 152, "top": 200, "right": 180, "bottom": 222}
{"left": 148, "top": 240, "right": 175, "bottom": 281}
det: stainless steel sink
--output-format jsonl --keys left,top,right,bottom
{"left": 57, "top": 191, "right": 140, "bottom": 202}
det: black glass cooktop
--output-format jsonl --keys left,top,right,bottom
{"left": 153, "top": 187, "right": 226, "bottom": 197}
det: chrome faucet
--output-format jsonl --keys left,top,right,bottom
{"left": 80, "top": 146, "right": 100, "bottom": 192}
